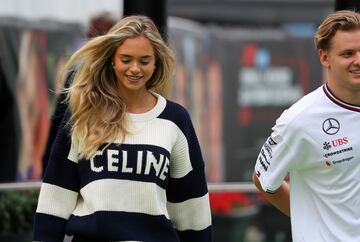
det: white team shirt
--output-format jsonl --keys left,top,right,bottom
{"left": 254, "top": 84, "right": 360, "bottom": 242}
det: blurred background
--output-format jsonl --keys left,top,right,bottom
{"left": 0, "top": 0, "right": 357, "bottom": 241}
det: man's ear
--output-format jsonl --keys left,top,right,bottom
{"left": 319, "top": 49, "right": 330, "bottom": 68}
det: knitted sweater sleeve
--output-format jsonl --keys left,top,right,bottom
{"left": 33, "top": 110, "right": 80, "bottom": 242}
{"left": 166, "top": 108, "right": 212, "bottom": 242}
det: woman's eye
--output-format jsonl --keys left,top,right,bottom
{"left": 121, "top": 59, "right": 130, "bottom": 64}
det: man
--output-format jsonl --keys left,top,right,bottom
{"left": 252, "top": 10, "right": 360, "bottom": 242}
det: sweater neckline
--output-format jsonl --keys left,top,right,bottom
{"left": 127, "top": 92, "right": 166, "bottom": 122}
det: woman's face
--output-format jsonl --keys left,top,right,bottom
{"left": 112, "top": 35, "right": 156, "bottom": 96}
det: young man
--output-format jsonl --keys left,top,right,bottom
{"left": 253, "top": 10, "right": 360, "bottom": 242}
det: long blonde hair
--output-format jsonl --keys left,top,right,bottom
{"left": 64, "top": 15, "right": 176, "bottom": 159}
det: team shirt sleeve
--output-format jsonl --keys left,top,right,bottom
{"left": 166, "top": 109, "right": 212, "bottom": 242}
{"left": 33, "top": 110, "right": 80, "bottom": 242}
{"left": 254, "top": 110, "right": 304, "bottom": 193}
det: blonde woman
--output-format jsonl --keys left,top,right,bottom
{"left": 33, "top": 15, "right": 212, "bottom": 242}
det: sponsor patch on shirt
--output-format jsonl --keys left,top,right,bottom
{"left": 256, "top": 134, "right": 282, "bottom": 172}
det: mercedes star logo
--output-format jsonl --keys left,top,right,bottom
{"left": 322, "top": 118, "right": 340, "bottom": 135}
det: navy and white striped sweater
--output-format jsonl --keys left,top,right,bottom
{"left": 33, "top": 94, "right": 212, "bottom": 242}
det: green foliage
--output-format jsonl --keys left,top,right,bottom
{"left": 0, "top": 190, "right": 38, "bottom": 235}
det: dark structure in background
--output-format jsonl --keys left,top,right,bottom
{"left": 335, "top": 0, "right": 360, "bottom": 11}
{"left": 0, "top": 59, "right": 18, "bottom": 182}
{"left": 0, "top": 27, "right": 21, "bottom": 182}
{"left": 123, "top": 0, "right": 167, "bottom": 40}
{"left": 168, "top": 0, "right": 335, "bottom": 26}
{"left": 122, "top": 0, "right": 359, "bottom": 31}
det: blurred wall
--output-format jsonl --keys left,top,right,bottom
{"left": 0, "top": 0, "right": 122, "bottom": 26}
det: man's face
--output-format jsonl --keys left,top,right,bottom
{"left": 319, "top": 29, "right": 360, "bottom": 92}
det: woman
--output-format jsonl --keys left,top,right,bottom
{"left": 33, "top": 15, "right": 212, "bottom": 242}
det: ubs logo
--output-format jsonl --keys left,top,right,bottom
{"left": 322, "top": 118, "right": 340, "bottom": 135}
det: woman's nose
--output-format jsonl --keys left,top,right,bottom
{"left": 129, "top": 62, "right": 140, "bottom": 73}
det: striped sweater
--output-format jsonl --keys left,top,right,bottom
{"left": 33, "top": 94, "right": 212, "bottom": 242}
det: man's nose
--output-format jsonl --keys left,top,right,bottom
{"left": 354, "top": 52, "right": 360, "bottom": 65}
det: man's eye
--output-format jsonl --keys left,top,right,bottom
{"left": 341, "top": 52, "right": 352, "bottom": 57}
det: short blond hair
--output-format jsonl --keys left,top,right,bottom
{"left": 314, "top": 10, "right": 360, "bottom": 51}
